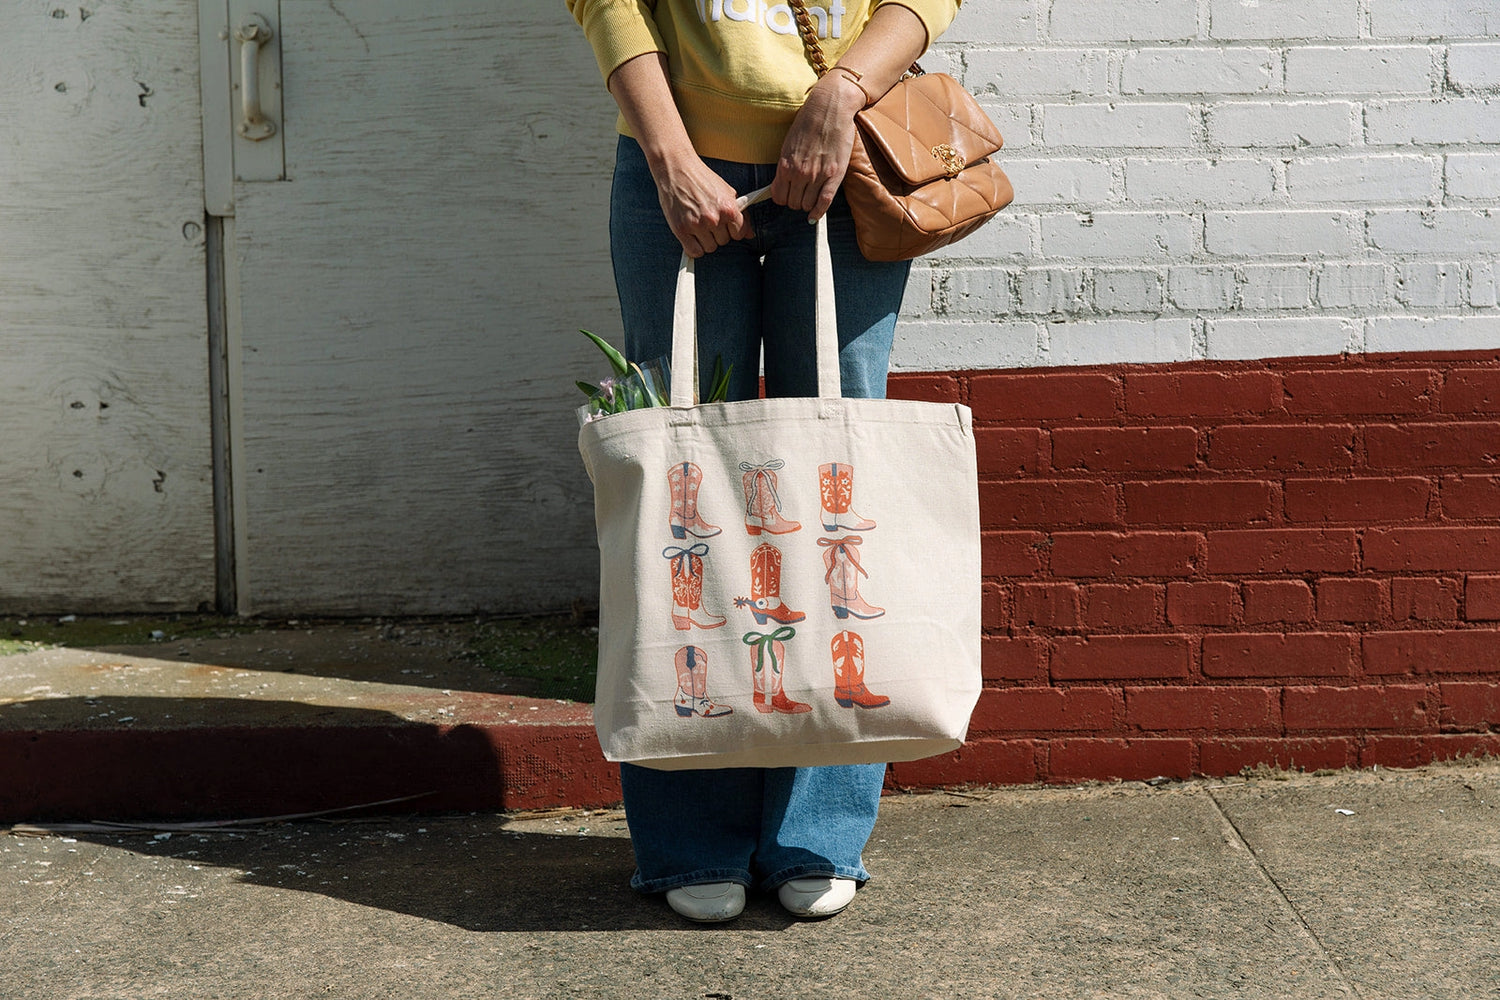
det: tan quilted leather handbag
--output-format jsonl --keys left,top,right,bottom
{"left": 789, "top": 0, "right": 1014, "bottom": 261}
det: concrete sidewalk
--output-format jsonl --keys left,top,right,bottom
{"left": 4, "top": 762, "right": 1498, "bottom": 999}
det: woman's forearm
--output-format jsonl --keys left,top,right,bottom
{"left": 826, "top": 4, "right": 931, "bottom": 106}
{"left": 606, "top": 52, "right": 698, "bottom": 177}
{"left": 606, "top": 52, "right": 752, "bottom": 258}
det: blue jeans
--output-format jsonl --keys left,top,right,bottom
{"left": 609, "top": 135, "right": 910, "bottom": 402}
{"left": 609, "top": 135, "right": 910, "bottom": 893}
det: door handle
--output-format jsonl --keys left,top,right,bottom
{"left": 234, "top": 15, "right": 276, "bottom": 141}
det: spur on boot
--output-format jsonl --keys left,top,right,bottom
{"left": 736, "top": 543, "right": 805, "bottom": 625}
{"left": 777, "top": 876, "right": 857, "bottom": 918}
{"left": 666, "top": 882, "right": 745, "bottom": 923}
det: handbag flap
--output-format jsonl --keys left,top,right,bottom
{"left": 855, "top": 72, "right": 1004, "bottom": 187}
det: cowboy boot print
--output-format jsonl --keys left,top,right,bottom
{"left": 743, "top": 627, "right": 811, "bottom": 715}
{"left": 734, "top": 542, "right": 806, "bottom": 625}
{"left": 673, "top": 645, "right": 732, "bottom": 718}
{"left": 818, "top": 462, "right": 875, "bottom": 532}
{"left": 818, "top": 536, "right": 885, "bottom": 620}
{"left": 663, "top": 543, "right": 726, "bottom": 630}
{"left": 831, "top": 630, "right": 889, "bottom": 709}
{"left": 740, "top": 460, "right": 801, "bottom": 536}
{"left": 668, "top": 461, "right": 721, "bottom": 539}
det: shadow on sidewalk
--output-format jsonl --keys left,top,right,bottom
{"left": 60, "top": 815, "right": 799, "bottom": 933}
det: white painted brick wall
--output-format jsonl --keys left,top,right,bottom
{"left": 1474, "top": 262, "right": 1500, "bottom": 307}
{"left": 1448, "top": 43, "right": 1500, "bottom": 90}
{"left": 1207, "top": 0, "right": 1360, "bottom": 42}
{"left": 1445, "top": 152, "right": 1500, "bottom": 198}
{"left": 1284, "top": 46, "right": 1435, "bottom": 95}
{"left": 1093, "top": 269, "right": 1165, "bottom": 313}
{"left": 1207, "top": 101, "right": 1360, "bottom": 148}
{"left": 967, "top": 48, "right": 1109, "bottom": 97}
{"left": 1048, "top": 0, "right": 1196, "bottom": 42}
{"left": 1043, "top": 103, "right": 1199, "bottom": 147}
{"left": 1204, "top": 210, "right": 1360, "bottom": 257}
{"left": 1121, "top": 48, "right": 1277, "bottom": 95}
{"left": 1239, "top": 265, "right": 1315, "bottom": 310}
{"left": 894, "top": 1, "right": 1500, "bottom": 371}
{"left": 1017, "top": 268, "right": 1087, "bottom": 315}
{"left": 1317, "top": 263, "right": 1390, "bottom": 308}
{"left": 1396, "top": 262, "right": 1468, "bottom": 308}
{"left": 1370, "top": 1, "right": 1500, "bottom": 39}
{"left": 1366, "top": 98, "right": 1500, "bottom": 144}
{"left": 1206, "top": 317, "right": 1358, "bottom": 360}
{"left": 1002, "top": 157, "right": 1114, "bottom": 205}
{"left": 1125, "top": 157, "right": 1275, "bottom": 204}
{"left": 1286, "top": 155, "right": 1440, "bottom": 203}
{"left": 1169, "top": 267, "right": 1237, "bottom": 311}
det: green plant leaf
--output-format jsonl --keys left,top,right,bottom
{"left": 576, "top": 380, "right": 601, "bottom": 397}
{"left": 581, "top": 329, "right": 630, "bottom": 377}
{"left": 709, "top": 362, "right": 734, "bottom": 403}
{"left": 627, "top": 363, "right": 660, "bottom": 408}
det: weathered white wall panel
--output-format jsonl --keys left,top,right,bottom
{"left": 0, "top": 1, "right": 213, "bottom": 611}
{"left": 895, "top": 0, "right": 1500, "bottom": 372}
{"left": 231, "top": 2, "right": 619, "bottom": 613}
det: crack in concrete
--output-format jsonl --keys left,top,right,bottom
{"left": 1201, "top": 784, "right": 1365, "bottom": 999}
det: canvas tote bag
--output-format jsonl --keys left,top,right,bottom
{"left": 578, "top": 190, "right": 981, "bottom": 770}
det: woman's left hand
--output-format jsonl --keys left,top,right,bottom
{"left": 770, "top": 72, "right": 868, "bottom": 222}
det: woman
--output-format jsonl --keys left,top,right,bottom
{"left": 567, "top": 0, "right": 961, "bottom": 923}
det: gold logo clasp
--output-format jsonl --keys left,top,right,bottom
{"left": 931, "top": 143, "right": 965, "bottom": 178}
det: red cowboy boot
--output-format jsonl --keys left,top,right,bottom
{"left": 735, "top": 543, "right": 805, "bottom": 625}
{"left": 664, "top": 544, "right": 726, "bottom": 630}
{"left": 669, "top": 461, "right": 721, "bottom": 539}
{"left": 674, "top": 645, "right": 732, "bottom": 718}
{"left": 831, "top": 631, "right": 889, "bottom": 709}
{"left": 741, "top": 460, "right": 801, "bottom": 536}
{"left": 818, "top": 462, "right": 875, "bottom": 533}
{"left": 818, "top": 536, "right": 885, "bottom": 621}
{"left": 745, "top": 627, "right": 811, "bottom": 714}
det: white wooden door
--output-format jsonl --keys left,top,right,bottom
{"left": 213, "top": 2, "right": 622, "bottom": 613}
{"left": 0, "top": 1, "right": 215, "bottom": 612}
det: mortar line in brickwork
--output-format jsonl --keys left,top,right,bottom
{"left": 1201, "top": 785, "right": 1366, "bottom": 999}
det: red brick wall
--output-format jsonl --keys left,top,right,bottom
{"left": 885, "top": 351, "right": 1500, "bottom": 786}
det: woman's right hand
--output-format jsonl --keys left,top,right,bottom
{"left": 652, "top": 154, "right": 755, "bottom": 259}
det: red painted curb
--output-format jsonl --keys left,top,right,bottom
{"left": 0, "top": 719, "right": 621, "bottom": 822}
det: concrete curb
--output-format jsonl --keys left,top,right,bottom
{"left": 0, "top": 646, "right": 620, "bottom": 821}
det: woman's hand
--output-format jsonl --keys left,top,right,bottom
{"left": 653, "top": 153, "right": 754, "bottom": 259}
{"left": 604, "top": 53, "right": 753, "bottom": 258}
{"left": 770, "top": 72, "right": 868, "bottom": 222}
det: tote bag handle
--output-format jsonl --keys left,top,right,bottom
{"left": 668, "top": 185, "right": 841, "bottom": 408}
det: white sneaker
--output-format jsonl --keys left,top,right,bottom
{"left": 665, "top": 882, "right": 746, "bottom": 923}
{"left": 776, "top": 876, "right": 857, "bottom": 918}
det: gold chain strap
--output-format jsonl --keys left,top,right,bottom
{"left": 787, "top": 0, "right": 830, "bottom": 77}
{"left": 785, "top": 0, "right": 922, "bottom": 87}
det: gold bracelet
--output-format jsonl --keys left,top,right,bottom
{"left": 828, "top": 64, "right": 877, "bottom": 107}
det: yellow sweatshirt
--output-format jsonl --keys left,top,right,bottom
{"left": 567, "top": 0, "right": 961, "bottom": 163}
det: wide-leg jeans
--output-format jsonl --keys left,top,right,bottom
{"left": 608, "top": 134, "right": 910, "bottom": 893}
